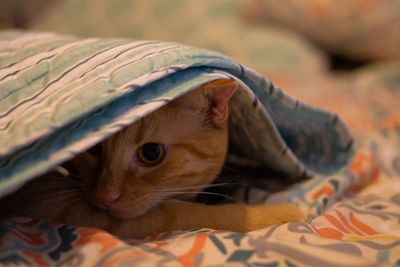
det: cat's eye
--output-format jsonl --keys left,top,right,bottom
{"left": 137, "top": 143, "right": 166, "bottom": 166}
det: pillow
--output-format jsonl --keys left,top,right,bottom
{"left": 243, "top": 0, "right": 400, "bottom": 61}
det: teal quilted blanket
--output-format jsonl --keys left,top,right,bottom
{"left": 0, "top": 30, "right": 353, "bottom": 198}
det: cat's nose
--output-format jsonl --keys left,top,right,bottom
{"left": 96, "top": 191, "right": 121, "bottom": 209}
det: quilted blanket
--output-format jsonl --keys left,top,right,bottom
{"left": 0, "top": 31, "right": 399, "bottom": 267}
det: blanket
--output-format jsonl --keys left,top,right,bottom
{"left": 0, "top": 31, "right": 399, "bottom": 267}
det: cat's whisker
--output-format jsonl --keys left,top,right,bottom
{"left": 216, "top": 175, "right": 245, "bottom": 185}
{"left": 149, "top": 180, "right": 245, "bottom": 194}
{"left": 49, "top": 173, "right": 89, "bottom": 188}
{"left": 160, "top": 199, "right": 185, "bottom": 204}
{"left": 148, "top": 195, "right": 184, "bottom": 203}
{"left": 50, "top": 194, "right": 77, "bottom": 203}
{"left": 43, "top": 183, "right": 77, "bottom": 188}
{"left": 50, "top": 186, "right": 81, "bottom": 192}
{"left": 45, "top": 187, "right": 82, "bottom": 198}
{"left": 153, "top": 190, "right": 242, "bottom": 204}
{"left": 199, "top": 192, "right": 242, "bottom": 204}
{"left": 45, "top": 183, "right": 80, "bottom": 189}
{"left": 67, "top": 172, "right": 84, "bottom": 180}
{"left": 42, "top": 177, "right": 78, "bottom": 183}
{"left": 43, "top": 181, "right": 81, "bottom": 189}
{"left": 221, "top": 165, "right": 242, "bottom": 173}
{"left": 49, "top": 195, "right": 82, "bottom": 219}
{"left": 53, "top": 190, "right": 82, "bottom": 197}
{"left": 146, "top": 193, "right": 174, "bottom": 202}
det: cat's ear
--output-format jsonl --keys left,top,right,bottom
{"left": 203, "top": 79, "right": 238, "bottom": 125}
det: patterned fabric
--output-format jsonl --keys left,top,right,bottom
{"left": 0, "top": 20, "right": 399, "bottom": 267}
{"left": 1, "top": 172, "right": 399, "bottom": 266}
{"left": 243, "top": 0, "right": 400, "bottom": 61}
{"left": 0, "top": 30, "right": 352, "bottom": 198}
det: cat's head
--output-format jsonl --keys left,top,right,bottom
{"left": 76, "top": 80, "right": 238, "bottom": 219}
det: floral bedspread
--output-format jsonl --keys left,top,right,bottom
{"left": 1, "top": 152, "right": 399, "bottom": 266}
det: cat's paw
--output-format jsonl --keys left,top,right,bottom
{"left": 241, "top": 203, "right": 306, "bottom": 232}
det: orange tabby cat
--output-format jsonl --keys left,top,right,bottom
{"left": 1, "top": 80, "right": 305, "bottom": 238}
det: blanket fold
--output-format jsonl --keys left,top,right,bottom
{"left": 0, "top": 30, "right": 353, "bottom": 198}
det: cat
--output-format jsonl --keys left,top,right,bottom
{"left": 0, "top": 80, "right": 305, "bottom": 238}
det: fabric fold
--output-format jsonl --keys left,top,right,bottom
{"left": 0, "top": 30, "right": 353, "bottom": 198}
